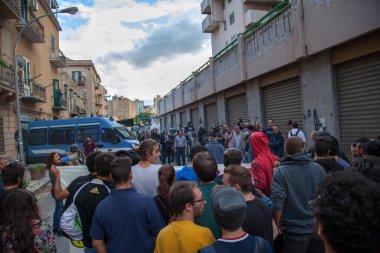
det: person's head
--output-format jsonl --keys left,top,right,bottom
{"left": 312, "top": 171, "right": 380, "bottom": 253}
{"left": 285, "top": 136, "right": 305, "bottom": 155}
{"left": 3, "top": 189, "right": 41, "bottom": 252}
{"left": 292, "top": 121, "right": 299, "bottom": 129}
{"left": 287, "top": 120, "right": 293, "bottom": 130}
{"left": 137, "top": 139, "right": 160, "bottom": 163}
{"left": 267, "top": 119, "right": 273, "bottom": 127}
{"left": 157, "top": 164, "right": 176, "bottom": 200}
{"left": 189, "top": 145, "right": 208, "bottom": 161}
{"left": 367, "top": 140, "right": 380, "bottom": 157}
{"left": 223, "top": 148, "right": 242, "bottom": 167}
{"left": 352, "top": 137, "right": 370, "bottom": 157}
{"left": 234, "top": 126, "right": 241, "bottom": 134}
{"left": 0, "top": 157, "right": 7, "bottom": 172}
{"left": 315, "top": 136, "right": 332, "bottom": 158}
{"left": 86, "top": 136, "right": 92, "bottom": 143}
{"left": 69, "top": 144, "right": 79, "bottom": 153}
{"left": 212, "top": 186, "right": 247, "bottom": 232}
{"left": 193, "top": 152, "right": 217, "bottom": 183}
{"left": 226, "top": 127, "right": 232, "bottom": 134}
{"left": 310, "top": 131, "right": 318, "bottom": 142}
{"left": 95, "top": 153, "right": 116, "bottom": 178}
{"left": 258, "top": 122, "right": 264, "bottom": 130}
{"left": 169, "top": 181, "right": 205, "bottom": 218}
{"left": 351, "top": 157, "right": 380, "bottom": 184}
{"left": 46, "top": 152, "right": 61, "bottom": 169}
{"left": 178, "top": 130, "right": 183, "bottom": 136}
{"left": 110, "top": 157, "right": 132, "bottom": 185}
{"left": 247, "top": 124, "right": 255, "bottom": 133}
{"left": 86, "top": 151, "right": 102, "bottom": 173}
{"left": 2, "top": 162, "right": 25, "bottom": 188}
{"left": 164, "top": 129, "right": 169, "bottom": 135}
{"left": 223, "top": 165, "right": 252, "bottom": 193}
{"left": 273, "top": 125, "right": 280, "bottom": 135}
{"left": 329, "top": 136, "right": 340, "bottom": 157}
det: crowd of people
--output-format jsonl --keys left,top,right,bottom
{"left": 0, "top": 120, "right": 379, "bottom": 253}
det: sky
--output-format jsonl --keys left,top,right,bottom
{"left": 58, "top": 0, "right": 211, "bottom": 105}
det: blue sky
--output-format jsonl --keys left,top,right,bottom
{"left": 58, "top": 0, "right": 211, "bottom": 103}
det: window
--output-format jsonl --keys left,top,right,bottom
{"left": 51, "top": 34, "right": 55, "bottom": 57}
{"left": 223, "top": 20, "right": 227, "bottom": 31}
{"left": 77, "top": 126, "right": 99, "bottom": 143}
{"left": 72, "top": 71, "right": 82, "bottom": 83}
{"left": 20, "top": 0, "right": 27, "bottom": 23}
{"left": 101, "top": 128, "right": 116, "bottom": 143}
{"left": 229, "top": 12, "right": 235, "bottom": 25}
{"left": 29, "top": 129, "right": 47, "bottom": 146}
{"left": 222, "top": 0, "right": 225, "bottom": 9}
{"left": 49, "top": 127, "right": 75, "bottom": 145}
{"left": 22, "top": 59, "right": 31, "bottom": 96}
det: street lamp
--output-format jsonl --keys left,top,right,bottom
{"left": 13, "top": 7, "right": 78, "bottom": 165}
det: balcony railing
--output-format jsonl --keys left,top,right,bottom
{"left": 70, "top": 104, "right": 80, "bottom": 115}
{"left": 22, "top": 81, "right": 46, "bottom": 103}
{"left": 52, "top": 89, "right": 67, "bottom": 109}
{"left": 50, "top": 48, "right": 66, "bottom": 68}
{"left": 0, "top": 0, "right": 21, "bottom": 19}
{"left": 201, "top": 0, "right": 211, "bottom": 14}
{"left": 0, "top": 61, "right": 15, "bottom": 90}
{"left": 202, "top": 15, "right": 219, "bottom": 33}
{"left": 16, "top": 10, "right": 44, "bottom": 43}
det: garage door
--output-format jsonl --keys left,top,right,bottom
{"left": 226, "top": 93, "right": 248, "bottom": 128}
{"left": 263, "top": 77, "right": 303, "bottom": 133}
{"left": 205, "top": 103, "right": 218, "bottom": 129}
{"left": 180, "top": 111, "right": 186, "bottom": 128}
{"left": 190, "top": 108, "right": 200, "bottom": 131}
{"left": 336, "top": 52, "right": 380, "bottom": 159}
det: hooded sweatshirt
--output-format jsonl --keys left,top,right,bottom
{"left": 249, "top": 132, "right": 279, "bottom": 196}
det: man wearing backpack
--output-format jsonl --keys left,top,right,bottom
{"left": 287, "top": 121, "right": 306, "bottom": 142}
{"left": 60, "top": 153, "right": 116, "bottom": 253}
{"left": 199, "top": 186, "right": 273, "bottom": 253}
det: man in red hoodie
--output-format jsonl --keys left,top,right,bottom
{"left": 249, "top": 132, "right": 279, "bottom": 196}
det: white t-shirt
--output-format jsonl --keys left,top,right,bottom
{"left": 131, "top": 163, "right": 161, "bottom": 198}
{"left": 288, "top": 128, "right": 306, "bottom": 142}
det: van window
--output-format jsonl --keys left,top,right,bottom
{"left": 29, "top": 129, "right": 47, "bottom": 145}
{"left": 49, "top": 127, "right": 75, "bottom": 145}
{"left": 101, "top": 128, "right": 116, "bottom": 143}
{"left": 77, "top": 126, "right": 99, "bottom": 143}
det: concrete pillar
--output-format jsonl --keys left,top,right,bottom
{"left": 175, "top": 110, "right": 181, "bottom": 128}
{"left": 217, "top": 92, "right": 226, "bottom": 125}
{"left": 300, "top": 51, "right": 338, "bottom": 145}
{"left": 237, "top": 33, "right": 247, "bottom": 82}
{"left": 180, "top": 81, "right": 184, "bottom": 107}
{"left": 246, "top": 78, "right": 263, "bottom": 124}
{"left": 209, "top": 57, "right": 216, "bottom": 94}
{"left": 185, "top": 106, "right": 191, "bottom": 123}
{"left": 198, "top": 100, "right": 205, "bottom": 126}
{"left": 293, "top": 0, "right": 308, "bottom": 59}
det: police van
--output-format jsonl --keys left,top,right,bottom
{"left": 27, "top": 117, "right": 139, "bottom": 164}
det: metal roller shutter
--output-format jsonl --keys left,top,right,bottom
{"left": 171, "top": 115, "right": 176, "bottom": 128}
{"left": 336, "top": 52, "right": 380, "bottom": 159}
{"left": 226, "top": 93, "right": 248, "bottom": 128}
{"left": 190, "top": 108, "right": 200, "bottom": 131}
{"left": 263, "top": 77, "right": 303, "bottom": 133}
{"left": 205, "top": 103, "right": 218, "bottom": 129}
{"left": 180, "top": 112, "right": 186, "bottom": 128}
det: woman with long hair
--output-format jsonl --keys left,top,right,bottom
{"left": 0, "top": 188, "right": 56, "bottom": 252}
{"left": 46, "top": 152, "right": 63, "bottom": 234}
{"left": 154, "top": 164, "right": 175, "bottom": 224}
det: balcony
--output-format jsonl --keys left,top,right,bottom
{"left": 96, "top": 98, "right": 103, "bottom": 106}
{"left": 0, "top": 60, "right": 15, "bottom": 90}
{"left": 16, "top": 11, "right": 45, "bottom": 43}
{"left": 50, "top": 48, "right": 66, "bottom": 68}
{"left": 201, "top": 0, "right": 211, "bottom": 14}
{"left": 22, "top": 81, "right": 46, "bottom": 103}
{"left": 202, "top": 15, "right": 219, "bottom": 33}
{"left": 0, "top": 0, "right": 21, "bottom": 19}
{"left": 70, "top": 105, "right": 80, "bottom": 116}
{"left": 244, "top": 9, "right": 268, "bottom": 27}
{"left": 74, "top": 76, "right": 86, "bottom": 85}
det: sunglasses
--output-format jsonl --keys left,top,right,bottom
{"left": 193, "top": 198, "right": 206, "bottom": 204}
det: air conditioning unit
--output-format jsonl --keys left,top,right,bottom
{"left": 30, "top": 0, "right": 39, "bottom": 11}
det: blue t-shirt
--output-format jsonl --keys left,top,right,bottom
{"left": 90, "top": 187, "right": 165, "bottom": 253}
{"left": 208, "top": 234, "right": 273, "bottom": 253}
{"left": 176, "top": 166, "right": 199, "bottom": 183}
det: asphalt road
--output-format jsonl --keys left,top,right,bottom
{"left": 36, "top": 184, "right": 74, "bottom": 253}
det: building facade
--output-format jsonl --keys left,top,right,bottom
{"left": 152, "top": 95, "right": 161, "bottom": 116}
{"left": 107, "top": 95, "right": 136, "bottom": 120}
{"left": 0, "top": 0, "right": 67, "bottom": 158}
{"left": 158, "top": 0, "right": 380, "bottom": 158}
{"left": 134, "top": 99, "right": 144, "bottom": 115}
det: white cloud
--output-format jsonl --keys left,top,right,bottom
{"left": 59, "top": 0, "right": 211, "bottom": 102}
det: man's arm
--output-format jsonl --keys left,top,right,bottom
{"left": 92, "top": 239, "right": 107, "bottom": 253}
{"left": 50, "top": 165, "right": 69, "bottom": 200}
{"left": 272, "top": 209, "right": 282, "bottom": 229}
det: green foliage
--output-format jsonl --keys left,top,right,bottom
{"left": 30, "top": 164, "right": 46, "bottom": 173}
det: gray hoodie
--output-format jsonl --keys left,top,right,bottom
{"left": 271, "top": 152, "right": 326, "bottom": 235}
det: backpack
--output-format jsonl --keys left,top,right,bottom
{"left": 60, "top": 179, "right": 111, "bottom": 241}
{"left": 290, "top": 129, "right": 300, "bottom": 137}
{"left": 199, "top": 236, "right": 266, "bottom": 253}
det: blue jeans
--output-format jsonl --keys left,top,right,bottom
{"left": 49, "top": 168, "right": 63, "bottom": 231}
{"left": 176, "top": 147, "right": 186, "bottom": 166}
{"left": 84, "top": 248, "right": 97, "bottom": 253}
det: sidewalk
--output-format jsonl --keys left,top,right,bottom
{"left": 25, "top": 170, "right": 51, "bottom": 193}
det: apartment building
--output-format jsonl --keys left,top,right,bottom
{"left": 0, "top": 0, "right": 67, "bottom": 158}
{"left": 135, "top": 99, "right": 144, "bottom": 115}
{"left": 65, "top": 59, "right": 106, "bottom": 117}
{"left": 152, "top": 95, "right": 161, "bottom": 116}
{"left": 106, "top": 95, "right": 136, "bottom": 120}
{"left": 158, "top": 0, "right": 380, "bottom": 158}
